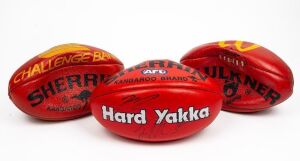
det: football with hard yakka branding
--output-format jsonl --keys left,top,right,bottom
{"left": 89, "top": 60, "right": 223, "bottom": 142}
{"left": 180, "top": 40, "right": 294, "bottom": 112}
{"left": 8, "top": 43, "right": 124, "bottom": 121}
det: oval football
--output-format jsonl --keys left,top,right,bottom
{"left": 180, "top": 40, "right": 294, "bottom": 112}
{"left": 9, "top": 43, "right": 124, "bottom": 120}
{"left": 90, "top": 59, "right": 222, "bottom": 142}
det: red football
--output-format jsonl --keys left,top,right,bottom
{"left": 90, "top": 60, "right": 222, "bottom": 142}
{"left": 9, "top": 43, "right": 124, "bottom": 120}
{"left": 180, "top": 40, "right": 294, "bottom": 112}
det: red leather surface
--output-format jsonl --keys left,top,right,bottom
{"left": 9, "top": 44, "right": 124, "bottom": 120}
{"left": 180, "top": 41, "right": 294, "bottom": 112}
{"left": 90, "top": 60, "right": 223, "bottom": 142}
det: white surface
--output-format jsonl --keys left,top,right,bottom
{"left": 1, "top": 0, "right": 299, "bottom": 161}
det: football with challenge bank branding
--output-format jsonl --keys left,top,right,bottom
{"left": 8, "top": 43, "right": 124, "bottom": 120}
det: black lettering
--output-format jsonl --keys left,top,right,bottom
{"left": 66, "top": 75, "right": 82, "bottom": 89}
{"left": 84, "top": 74, "right": 98, "bottom": 87}
{"left": 27, "top": 89, "right": 44, "bottom": 107}
{"left": 190, "top": 69, "right": 207, "bottom": 81}
{"left": 117, "top": 70, "right": 125, "bottom": 77}
{"left": 184, "top": 66, "right": 191, "bottom": 73}
{"left": 224, "top": 81, "right": 239, "bottom": 97}
{"left": 134, "top": 62, "right": 148, "bottom": 70}
{"left": 205, "top": 66, "right": 217, "bottom": 78}
{"left": 127, "top": 67, "right": 135, "bottom": 72}
{"left": 41, "top": 82, "right": 56, "bottom": 98}
{"left": 244, "top": 75, "right": 257, "bottom": 90}
{"left": 167, "top": 61, "right": 182, "bottom": 69}
{"left": 256, "top": 83, "right": 268, "bottom": 96}
{"left": 148, "top": 60, "right": 165, "bottom": 68}
{"left": 219, "top": 67, "right": 228, "bottom": 79}
{"left": 99, "top": 74, "right": 108, "bottom": 83}
{"left": 105, "top": 74, "right": 119, "bottom": 85}
{"left": 229, "top": 71, "right": 242, "bottom": 83}
{"left": 54, "top": 77, "right": 67, "bottom": 93}
{"left": 264, "top": 89, "right": 281, "bottom": 104}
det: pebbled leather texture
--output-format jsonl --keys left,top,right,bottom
{"left": 90, "top": 59, "right": 223, "bottom": 142}
{"left": 180, "top": 40, "right": 294, "bottom": 112}
{"left": 8, "top": 43, "right": 124, "bottom": 120}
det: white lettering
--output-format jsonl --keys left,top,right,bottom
{"left": 101, "top": 105, "right": 210, "bottom": 125}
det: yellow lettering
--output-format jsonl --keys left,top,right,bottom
{"left": 63, "top": 55, "right": 73, "bottom": 64}
{"left": 30, "top": 64, "right": 41, "bottom": 76}
{"left": 81, "top": 53, "right": 91, "bottom": 63}
{"left": 218, "top": 41, "right": 231, "bottom": 48}
{"left": 234, "top": 41, "right": 260, "bottom": 52}
{"left": 22, "top": 67, "right": 32, "bottom": 80}
{"left": 71, "top": 54, "right": 82, "bottom": 63}
{"left": 15, "top": 50, "right": 98, "bottom": 83}
{"left": 39, "top": 43, "right": 90, "bottom": 58}
{"left": 40, "top": 59, "right": 52, "bottom": 73}
{"left": 93, "top": 51, "right": 111, "bottom": 62}
{"left": 54, "top": 57, "right": 64, "bottom": 67}
{"left": 218, "top": 41, "right": 260, "bottom": 52}
{"left": 13, "top": 72, "right": 23, "bottom": 83}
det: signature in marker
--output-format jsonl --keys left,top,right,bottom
{"left": 120, "top": 94, "right": 160, "bottom": 106}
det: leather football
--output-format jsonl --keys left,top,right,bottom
{"left": 9, "top": 43, "right": 124, "bottom": 120}
{"left": 180, "top": 40, "right": 294, "bottom": 112}
{"left": 89, "top": 60, "right": 222, "bottom": 142}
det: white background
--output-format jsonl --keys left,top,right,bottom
{"left": 1, "top": 0, "right": 299, "bottom": 161}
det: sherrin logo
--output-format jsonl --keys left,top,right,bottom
{"left": 101, "top": 105, "right": 210, "bottom": 124}
{"left": 142, "top": 69, "right": 168, "bottom": 75}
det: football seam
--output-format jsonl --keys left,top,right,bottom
{"left": 91, "top": 85, "right": 222, "bottom": 100}
{"left": 222, "top": 104, "right": 268, "bottom": 112}
{"left": 19, "top": 105, "right": 91, "bottom": 121}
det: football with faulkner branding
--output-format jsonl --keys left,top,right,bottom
{"left": 180, "top": 40, "right": 294, "bottom": 112}
{"left": 89, "top": 60, "right": 223, "bottom": 142}
{"left": 9, "top": 43, "right": 124, "bottom": 120}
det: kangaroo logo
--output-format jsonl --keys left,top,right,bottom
{"left": 223, "top": 80, "right": 239, "bottom": 97}
{"left": 71, "top": 90, "right": 92, "bottom": 110}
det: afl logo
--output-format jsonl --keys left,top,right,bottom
{"left": 142, "top": 69, "right": 168, "bottom": 75}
